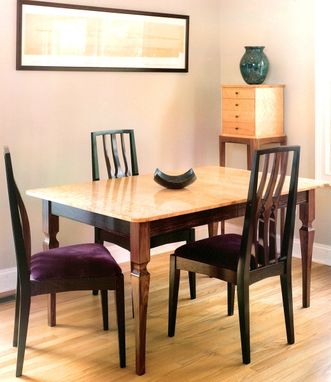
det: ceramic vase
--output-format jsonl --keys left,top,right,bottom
{"left": 239, "top": 46, "right": 269, "bottom": 85}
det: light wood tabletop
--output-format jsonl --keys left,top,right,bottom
{"left": 27, "top": 166, "right": 327, "bottom": 223}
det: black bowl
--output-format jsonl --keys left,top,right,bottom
{"left": 153, "top": 168, "right": 197, "bottom": 189}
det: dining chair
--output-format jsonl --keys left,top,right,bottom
{"left": 4, "top": 147, "right": 126, "bottom": 377}
{"left": 168, "top": 145, "right": 300, "bottom": 364}
{"left": 91, "top": 129, "right": 196, "bottom": 299}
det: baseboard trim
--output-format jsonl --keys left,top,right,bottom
{"left": 0, "top": 292, "right": 15, "bottom": 303}
{"left": 0, "top": 267, "right": 16, "bottom": 295}
{"left": 292, "top": 240, "right": 331, "bottom": 266}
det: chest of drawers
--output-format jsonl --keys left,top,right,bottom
{"left": 221, "top": 84, "right": 284, "bottom": 137}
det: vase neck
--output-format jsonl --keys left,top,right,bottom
{"left": 245, "top": 46, "right": 265, "bottom": 51}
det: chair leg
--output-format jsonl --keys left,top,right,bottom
{"left": 16, "top": 290, "right": 31, "bottom": 377}
{"left": 13, "top": 279, "right": 20, "bottom": 347}
{"left": 48, "top": 293, "right": 56, "bottom": 327}
{"left": 227, "top": 282, "right": 235, "bottom": 316}
{"left": 168, "top": 255, "right": 180, "bottom": 337}
{"left": 280, "top": 273, "right": 295, "bottom": 344}
{"left": 100, "top": 290, "right": 109, "bottom": 331}
{"left": 130, "top": 262, "right": 134, "bottom": 319}
{"left": 131, "top": 290, "right": 134, "bottom": 319}
{"left": 188, "top": 272, "right": 196, "bottom": 300}
{"left": 237, "top": 280, "right": 250, "bottom": 364}
{"left": 115, "top": 275, "right": 126, "bottom": 368}
{"left": 93, "top": 228, "right": 102, "bottom": 296}
{"left": 187, "top": 229, "right": 196, "bottom": 300}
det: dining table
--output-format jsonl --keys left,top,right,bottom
{"left": 27, "top": 165, "right": 328, "bottom": 375}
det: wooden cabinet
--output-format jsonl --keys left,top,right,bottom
{"left": 221, "top": 84, "right": 284, "bottom": 138}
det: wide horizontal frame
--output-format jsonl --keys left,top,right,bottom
{"left": 16, "top": 0, "right": 189, "bottom": 72}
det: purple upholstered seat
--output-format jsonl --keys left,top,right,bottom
{"left": 175, "top": 233, "right": 259, "bottom": 271}
{"left": 31, "top": 243, "right": 121, "bottom": 281}
{"left": 175, "top": 234, "right": 242, "bottom": 271}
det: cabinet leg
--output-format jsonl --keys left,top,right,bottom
{"left": 219, "top": 139, "right": 226, "bottom": 167}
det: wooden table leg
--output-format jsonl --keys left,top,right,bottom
{"left": 208, "top": 222, "right": 219, "bottom": 237}
{"left": 130, "top": 222, "right": 151, "bottom": 376}
{"left": 42, "top": 201, "right": 59, "bottom": 327}
{"left": 218, "top": 137, "right": 226, "bottom": 234}
{"left": 299, "top": 190, "right": 315, "bottom": 308}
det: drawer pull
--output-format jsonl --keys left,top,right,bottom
{"left": 235, "top": 115, "right": 239, "bottom": 118}
{"left": 235, "top": 127, "right": 239, "bottom": 130}
{"left": 235, "top": 103, "right": 239, "bottom": 106}
{"left": 235, "top": 91, "right": 239, "bottom": 95}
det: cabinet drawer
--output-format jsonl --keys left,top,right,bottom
{"left": 222, "top": 98, "right": 255, "bottom": 112}
{"left": 222, "top": 87, "right": 255, "bottom": 99}
{"left": 222, "top": 122, "right": 255, "bottom": 136}
{"left": 222, "top": 110, "right": 255, "bottom": 123}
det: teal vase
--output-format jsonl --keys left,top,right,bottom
{"left": 240, "top": 46, "right": 269, "bottom": 85}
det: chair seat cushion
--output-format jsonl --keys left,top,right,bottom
{"left": 31, "top": 243, "right": 122, "bottom": 281}
{"left": 175, "top": 234, "right": 242, "bottom": 271}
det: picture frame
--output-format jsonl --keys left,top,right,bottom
{"left": 16, "top": 0, "right": 189, "bottom": 72}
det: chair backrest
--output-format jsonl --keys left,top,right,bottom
{"left": 91, "top": 130, "right": 139, "bottom": 181}
{"left": 4, "top": 147, "right": 31, "bottom": 284}
{"left": 239, "top": 146, "right": 300, "bottom": 276}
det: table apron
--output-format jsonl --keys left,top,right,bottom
{"left": 49, "top": 190, "right": 309, "bottom": 238}
{"left": 151, "top": 190, "right": 308, "bottom": 236}
{"left": 51, "top": 202, "right": 130, "bottom": 236}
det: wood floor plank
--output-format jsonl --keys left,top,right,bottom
{"left": 0, "top": 255, "right": 330, "bottom": 381}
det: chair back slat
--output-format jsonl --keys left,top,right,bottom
{"left": 239, "top": 146, "right": 300, "bottom": 275}
{"left": 91, "top": 130, "right": 138, "bottom": 181}
{"left": 110, "top": 134, "right": 124, "bottom": 178}
{"left": 4, "top": 148, "right": 31, "bottom": 283}
{"left": 102, "top": 135, "right": 112, "bottom": 178}
{"left": 271, "top": 151, "right": 289, "bottom": 261}
{"left": 256, "top": 153, "right": 270, "bottom": 199}
{"left": 120, "top": 134, "right": 130, "bottom": 177}
{"left": 275, "top": 151, "right": 289, "bottom": 197}
{"left": 257, "top": 152, "right": 282, "bottom": 265}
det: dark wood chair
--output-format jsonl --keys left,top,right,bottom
{"left": 91, "top": 129, "right": 196, "bottom": 298}
{"left": 168, "top": 145, "right": 300, "bottom": 364}
{"left": 4, "top": 147, "right": 126, "bottom": 377}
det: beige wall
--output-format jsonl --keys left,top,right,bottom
{"left": 0, "top": 0, "right": 220, "bottom": 269}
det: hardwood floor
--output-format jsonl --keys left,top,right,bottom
{"left": 0, "top": 254, "right": 331, "bottom": 381}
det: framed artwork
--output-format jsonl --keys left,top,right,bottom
{"left": 16, "top": 0, "right": 189, "bottom": 72}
